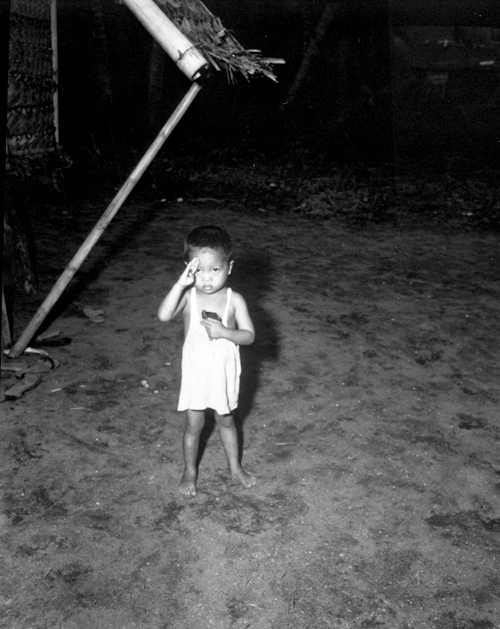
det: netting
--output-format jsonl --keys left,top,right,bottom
{"left": 6, "top": 0, "right": 58, "bottom": 171}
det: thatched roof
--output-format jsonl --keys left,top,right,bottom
{"left": 155, "top": 0, "right": 284, "bottom": 82}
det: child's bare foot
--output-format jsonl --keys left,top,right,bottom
{"left": 232, "top": 467, "right": 256, "bottom": 488}
{"left": 179, "top": 469, "right": 197, "bottom": 496}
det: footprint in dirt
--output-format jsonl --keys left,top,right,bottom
{"left": 456, "top": 413, "right": 486, "bottom": 430}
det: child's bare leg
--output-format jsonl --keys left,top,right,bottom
{"left": 180, "top": 410, "right": 205, "bottom": 496}
{"left": 215, "top": 412, "right": 256, "bottom": 488}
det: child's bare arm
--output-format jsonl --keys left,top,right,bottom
{"left": 158, "top": 258, "right": 199, "bottom": 322}
{"left": 232, "top": 292, "right": 255, "bottom": 344}
{"left": 201, "top": 292, "right": 255, "bottom": 345}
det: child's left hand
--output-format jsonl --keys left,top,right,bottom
{"left": 201, "top": 318, "right": 225, "bottom": 340}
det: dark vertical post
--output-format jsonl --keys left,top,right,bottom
{"left": 382, "top": 0, "right": 396, "bottom": 165}
{"left": 368, "top": 0, "right": 395, "bottom": 163}
{"left": 0, "top": 0, "right": 11, "bottom": 350}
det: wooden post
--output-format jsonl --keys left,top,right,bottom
{"left": 1, "top": 1, "right": 10, "bottom": 352}
{"left": 9, "top": 81, "right": 202, "bottom": 358}
{"left": 50, "top": 0, "right": 59, "bottom": 145}
{"left": 1, "top": 289, "right": 11, "bottom": 348}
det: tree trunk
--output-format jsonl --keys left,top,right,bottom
{"left": 5, "top": 180, "right": 38, "bottom": 296}
{"left": 284, "top": 3, "right": 340, "bottom": 107}
{"left": 147, "top": 41, "right": 166, "bottom": 132}
{"left": 89, "top": 0, "right": 115, "bottom": 155}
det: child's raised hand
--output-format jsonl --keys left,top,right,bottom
{"left": 178, "top": 257, "right": 199, "bottom": 287}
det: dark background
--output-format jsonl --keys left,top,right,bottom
{"left": 54, "top": 0, "right": 500, "bottom": 185}
{"left": 3, "top": 0, "right": 500, "bottom": 321}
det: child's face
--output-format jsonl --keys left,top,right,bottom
{"left": 189, "top": 247, "right": 233, "bottom": 294}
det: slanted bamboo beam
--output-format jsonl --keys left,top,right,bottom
{"left": 9, "top": 81, "right": 202, "bottom": 358}
{"left": 122, "top": 0, "right": 208, "bottom": 80}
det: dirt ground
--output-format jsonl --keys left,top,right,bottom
{"left": 1, "top": 180, "right": 500, "bottom": 628}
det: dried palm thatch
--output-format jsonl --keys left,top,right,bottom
{"left": 155, "top": 0, "right": 284, "bottom": 82}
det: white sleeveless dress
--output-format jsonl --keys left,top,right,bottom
{"left": 177, "top": 287, "right": 241, "bottom": 415}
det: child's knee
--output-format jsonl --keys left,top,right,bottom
{"left": 185, "top": 423, "right": 203, "bottom": 437}
{"left": 185, "top": 411, "right": 205, "bottom": 433}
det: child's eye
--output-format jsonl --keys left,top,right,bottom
{"left": 212, "top": 267, "right": 220, "bottom": 272}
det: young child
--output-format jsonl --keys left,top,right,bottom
{"left": 158, "top": 225, "right": 256, "bottom": 496}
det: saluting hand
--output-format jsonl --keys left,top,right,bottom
{"left": 178, "top": 257, "right": 199, "bottom": 287}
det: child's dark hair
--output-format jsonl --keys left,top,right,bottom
{"left": 184, "top": 225, "right": 233, "bottom": 262}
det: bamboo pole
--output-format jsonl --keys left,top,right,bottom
{"left": 122, "top": 0, "right": 208, "bottom": 80}
{"left": 9, "top": 81, "right": 202, "bottom": 358}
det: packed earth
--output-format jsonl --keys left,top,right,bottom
{"left": 1, "top": 163, "right": 500, "bottom": 628}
